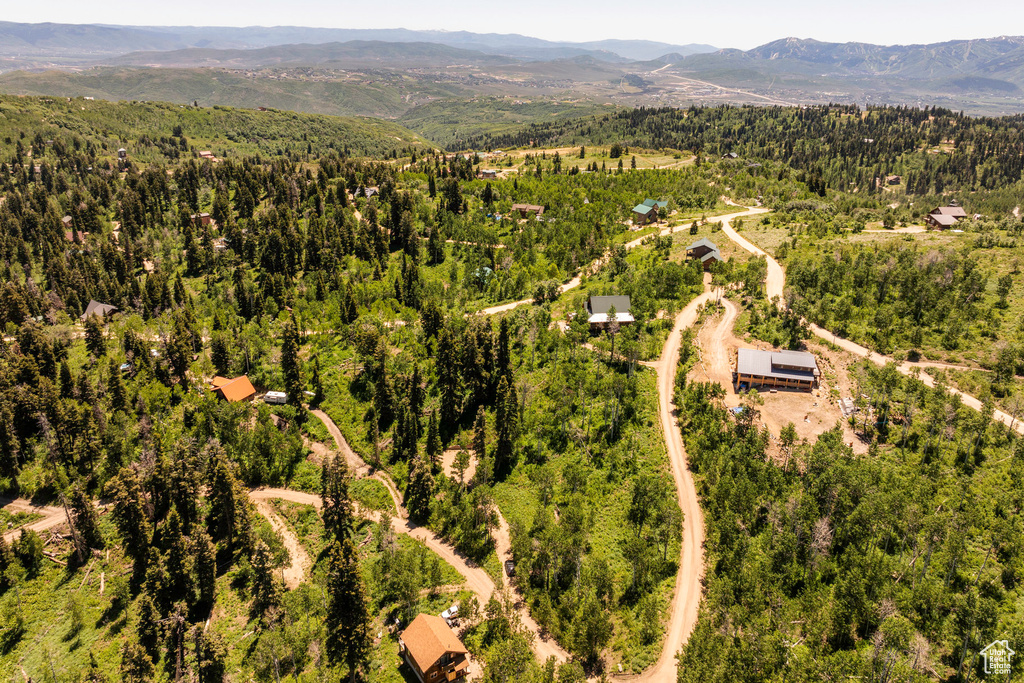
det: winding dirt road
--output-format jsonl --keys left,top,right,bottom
{"left": 0, "top": 499, "right": 66, "bottom": 545}
{"left": 475, "top": 210, "right": 749, "bottom": 317}
{"left": 248, "top": 488, "right": 498, "bottom": 607}
{"left": 310, "top": 409, "right": 406, "bottom": 516}
{"left": 638, "top": 206, "right": 768, "bottom": 681}
{"left": 720, "top": 206, "right": 1024, "bottom": 435}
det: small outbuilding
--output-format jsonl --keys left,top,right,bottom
{"left": 191, "top": 212, "right": 213, "bottom": 227}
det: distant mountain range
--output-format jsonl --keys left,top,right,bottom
{"left": 690, "top": 36, "right": 1024, "bottom": 85}
{"left": 0, "top": 21, "right": 716, "bottom": 65}
{"left": 2, "top": 23, "right": 1024, "bottom": 120}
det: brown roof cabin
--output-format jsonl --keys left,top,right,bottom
{"left": 511, "top": 203, "right": 544, "bottom": 219}
{"left": 191, "top": 212, "right": 213, "bottom": 227}
{"left": 399, "top": 614, "right": 470, "bottom": 683}
{"left": 478, "top": 169, "right": 499, "bottom": 179}
{"left": 81, "top": 300, "right": 118, "bottom": 321}
{"left": 211, "top": 376, "right": 257, "bottom": 403}
{"left": 685, "top": 238, "right": 723, "bottom": 271}
{"left": 62, "top": 215, "right": 73, "bottom": 228}
{"left": 886, "top": 175, "right": 901, "bottom": 185}
{"left": 926, "top": 205, "right": 967, "bottom": 229}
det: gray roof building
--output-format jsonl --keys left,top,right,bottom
{"left": 586, "top": 295, "right": 634, "bottom": 326}
{"left": 81, "top": 300, "right": 118, "bottom": 321}
{"left": 735, "top": 348, "right": 818, "bottom": 391}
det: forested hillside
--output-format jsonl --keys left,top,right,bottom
{"left": 469, "top": 105, "right": 1024, "bottom": 194}
{"left": 1, "top": 96, "right": 1023, "bottom": 682}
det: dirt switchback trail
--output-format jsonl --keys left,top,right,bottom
{"left": 252, "top": 497, "right": 310, "bottom": 589}
{"left": 719, "top": 204, "right": 1024, "bottom": 436}
{"left": 310, "top": 409, "right": 406, "bottom": 516}
{"left": 248, "top": 488, "right": 498, "bottom": 606}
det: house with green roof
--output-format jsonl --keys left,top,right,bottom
{"left": 631, "top": 198, "right": 669, "bottom": 226}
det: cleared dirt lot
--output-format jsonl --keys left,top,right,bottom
{"left": 688, "top": 301, "right": 868, "bottom": 458}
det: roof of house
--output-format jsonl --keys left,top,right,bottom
{"left": 700, "top": 249, "right": 723, "bottom": 263}
{"left": 511, "top": 203, "right": 544, "bottom": 212}
{"left": 686, "top": 237, "right": 718, "bottom": 252}
{"left": 641, "top": 198, "right": 669, "bottom": 209}
{"left": 929, "top": 213, "right": 958, "bottom": 226}
{"left": 632, "top": 203, "right": 656, "bottom": 215}
{"left": 587, "top": 295, "right": 631, "bottom": 315}
{"left": 210, "top": 376, "right": 232, "bottom": 389}
{"left": 400, "top": 614, "right": 468, "bottom": 673}
{"left": 736, "top": 348, "right": 818, "bottom": 382}
{"left": 81, "top": 300, "right": 118, "bottom": 320}
{"left": 213, "top": 376, "right": 256, "bottom": 402}
{"left": 931, "top": 206, "right": 967, "bottom": 218}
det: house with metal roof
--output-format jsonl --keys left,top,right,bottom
{"left": 586, "top": 295, "right": 634, "bottom": 330}
{"left": 399, "top": 613, "right": 470, "bottom": 683}
{"left": 632, "top": 198, "right": 668, "bottom": 226}
{"left": 734, "top": 348, "right": 819, "bottom": 392}
{"left": 685, "top": 238, "right": 723, "bottom": 271}
{"left": 926, "top": 205, "right": 967, "bottom": 229}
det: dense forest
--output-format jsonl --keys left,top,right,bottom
{"left": 468, "top": 105, "right": 1024, "bottom": 196}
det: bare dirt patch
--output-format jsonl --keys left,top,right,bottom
{"left": 441, "top": 449, "right": 477, "bottom": 484}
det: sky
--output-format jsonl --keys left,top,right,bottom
{"left": 7, "top": 0, "right": 1024, "bottom": 49}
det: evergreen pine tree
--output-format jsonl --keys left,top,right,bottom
{"left": 0, "top": 403, "right": 21, "bottom": 477}
{"left": 494, "top": 375, "right": 519, "bottom": 476}
{"left": 108, "top": 357, "right": 128, "bottom": 413}
{"left": 325, "top": 538, "right": 371, "bottom": 683}
{"left": 120, "top": 639, "right": 155, "bottom": 683}
{"left": 194, "top": 627, "right": 228, "bottom": 683}
{"left": 322, "top": 455, "right": 354, "bottom": 542}
{"left": 426, "top": 411, "right": 442, "bottom": 473}
{"left": 405, "top": 453, "right": 435, "bottom": 523}
{"left": 84, "top": 315, "right": 106, "bottom": 357}
{"left": 437, "top": 327, "right": 461, "bottom": 430}
{"left": 70, "top": 482, "right": 103, "bottom": 552}
{"left": 192, "top": 529, "right": 216, "bottom": 612}
{"left": 281, "top": 313, "right": 303, "bottom": 407}
{"left": 249, "top": 539, "right": 282, "bottom": 628}
{"left": 136, "top": 593, "right": 162, "bottom": 660}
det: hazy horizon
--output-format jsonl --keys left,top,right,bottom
{"left": 6, "top": 0, "right": 1023, "bottom": 51}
